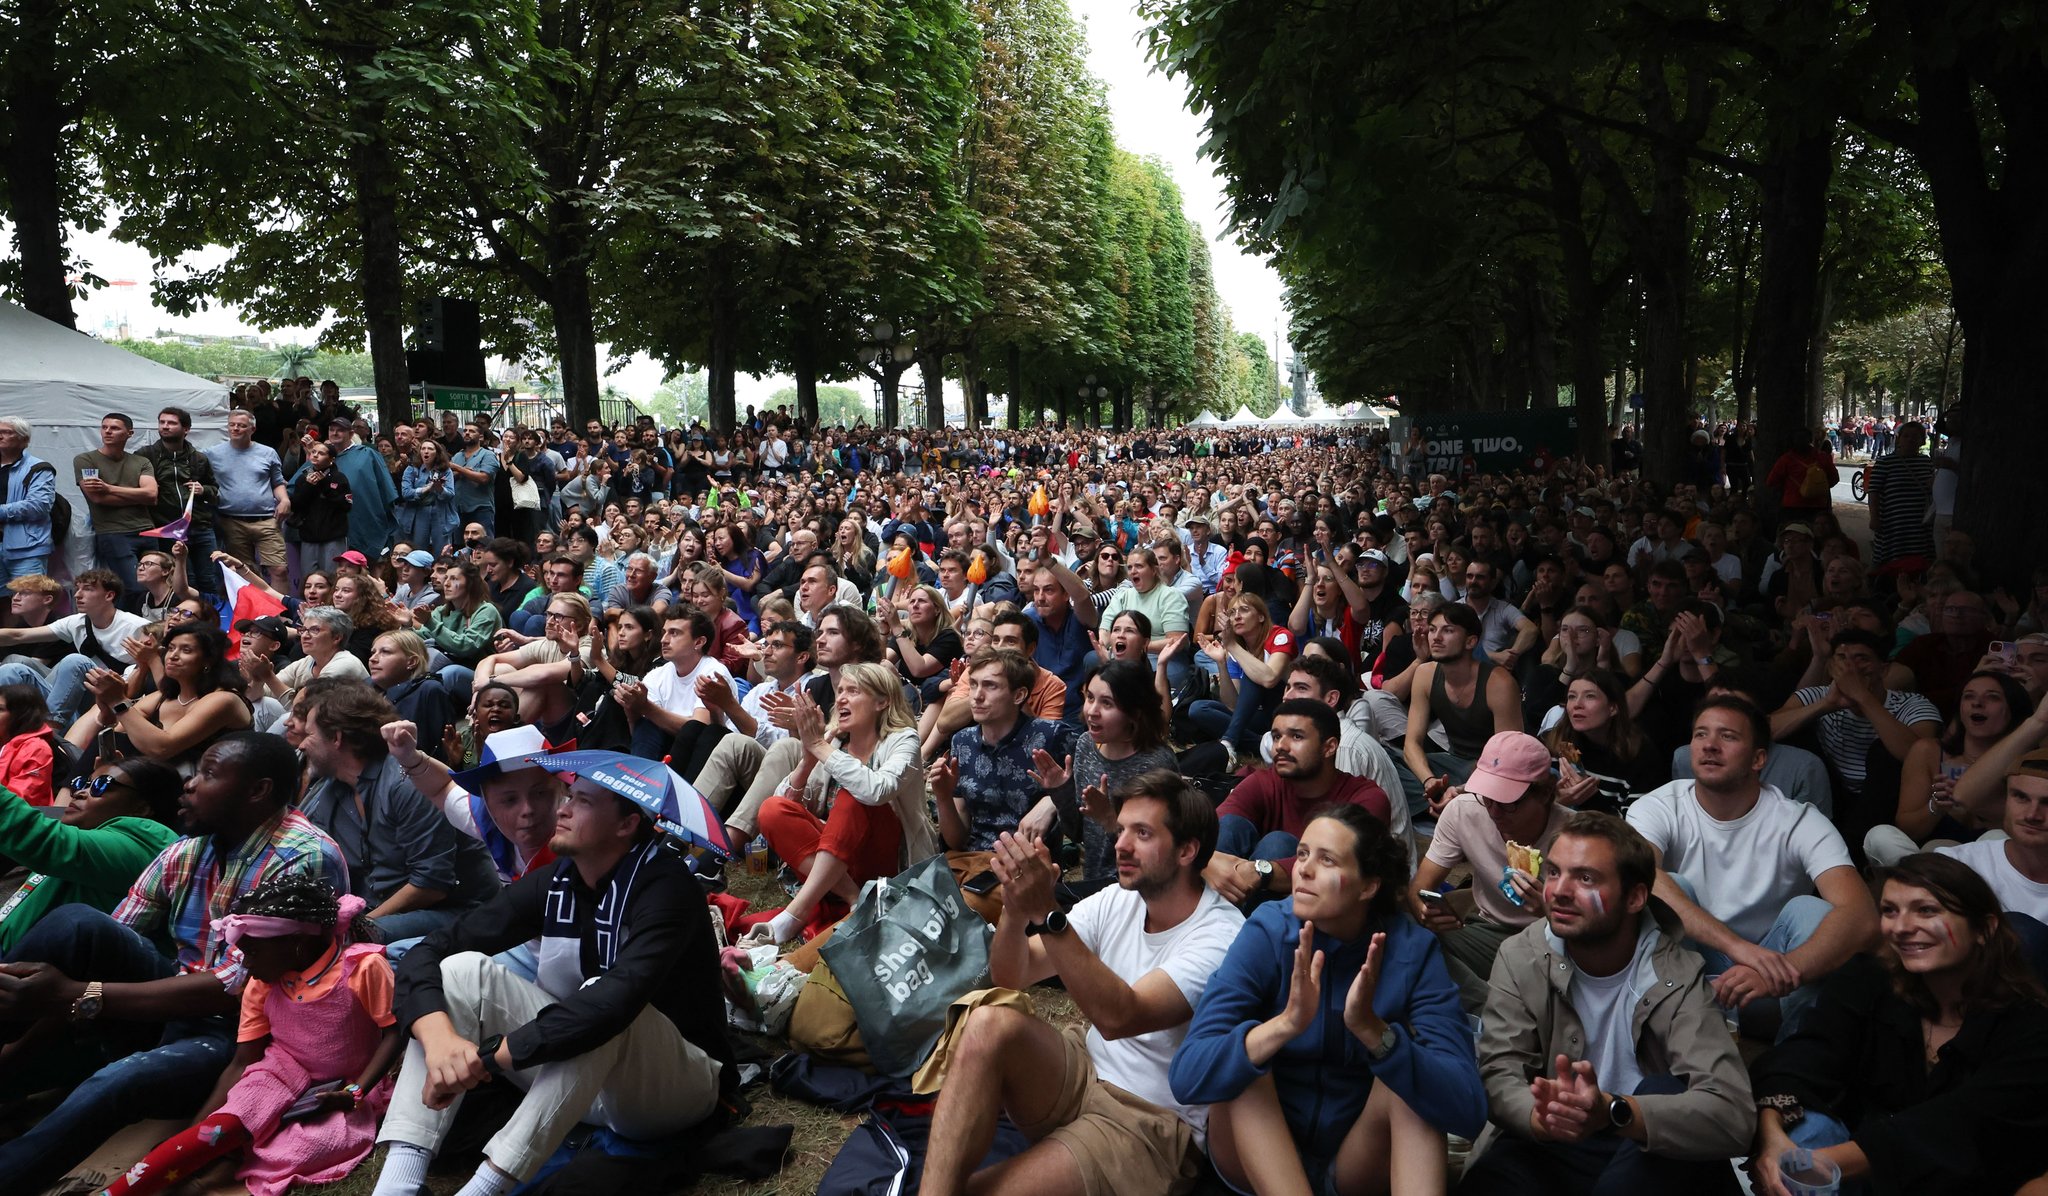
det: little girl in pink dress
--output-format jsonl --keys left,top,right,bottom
{"left": 99, "top": 874, "right": 402, "bottom": 1196}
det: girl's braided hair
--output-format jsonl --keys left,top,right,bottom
{"left": 231, "top": 873, "right": 381, "bottom": 944}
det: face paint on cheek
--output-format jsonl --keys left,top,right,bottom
{"left": 1939, "top": 920, "right": 1956, "bottom": 948}
{"left": 1584, "top": 888, "right": 1606, "bottom": 917}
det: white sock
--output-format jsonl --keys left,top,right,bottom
{"left": 372, "top": 1142, "right": 434, "bottom": 1196}
{"left": 454, "top": 1161, "right": 519, "bottom": 1196}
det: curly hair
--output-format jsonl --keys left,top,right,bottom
{"left": 232, "top": 872, "right": 380, "bottom": 944}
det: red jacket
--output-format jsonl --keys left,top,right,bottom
{"left": 0, "top": 726, "right": 56, "bottom": 806}
{"left": 1765, "top": 446, "right": 1839, "bottom": 512}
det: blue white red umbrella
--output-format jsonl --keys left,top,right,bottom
{"left": 528, "top": 750, "right": 733, "bottom": 859}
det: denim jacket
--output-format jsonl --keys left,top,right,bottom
{"left": 0, "top": 452, "right": 56, "bottom": 560}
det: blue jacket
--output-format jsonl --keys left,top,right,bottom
{"left": 0, "top": 453, "right": 57, "bottom": 560}
{"left": 1169, "top": 901, "right": 1486, "bottom": 1159}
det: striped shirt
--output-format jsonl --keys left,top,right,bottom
{"left": 112, "top": 809, "right": 349, "bottom": 993}
{"left": 1869, "top": 450, "right": 1937, "bottom": 564}
{"left": 1791, "top": 685, "right": 1941, "bottom": 792}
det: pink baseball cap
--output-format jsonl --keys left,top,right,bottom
{"left": 1464, "top": 732, "right": 1552, "bottom": 803}
{"left": 334, "top": 550, "right": 369, "bottom": 567}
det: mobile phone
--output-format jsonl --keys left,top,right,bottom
{"left": 280, "top": 1079, "right": 346, "bottom": 1122}
{"left": 1418, "top": 888, "right": 1454, "bottom": 915}
{"left": 962, "top": 869, "right": 999, "bottom": 896}
{"left": 1992, "top": 640, "right": 2018, "bottom": 666}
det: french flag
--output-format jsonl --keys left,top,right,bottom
{"left": 219, "top": 564, "right": 286, "bottom": 660}
{"left": 138, "top": 493, "right": 193, "bottom": 542}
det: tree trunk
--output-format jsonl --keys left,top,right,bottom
{"left": 878, "top": 368, "right": 900, "bottom": 430}
{"left": 704, "top": 250, "right": 738, "bottom": 436}
{"left": 790, "top": 319, "right": 820, "bottom": 426}
{"left": 920, "top": 351, "right": 946, "bottom": 429}
{"left": 548, "top": 257, "right": 601, "bottom": 429}
{"left": 346, "top": 98, "right": 412, "bottom": 434}
{"left": 1005, "top": 344, "right": 1023, "bottom": 431}
{"left": 0, "top": 0, "right": 76, "bottom": 329}
{"left": 1747, "top": 124, "right": 1834, "bottom": 468}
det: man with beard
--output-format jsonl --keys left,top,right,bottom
{"left": 1206, "top": 700, "right": 1392, "bottom": 906}
{"left": 371, "top": 762, "right": 734, "bottom": 1196}
{"left": 921, "top": 770, "right": 1244, "bottom": 1196}
{"left": 0, "top": 733, "right": 346, "bottom": 1188}
{"left": 1457, "top": 812, "right": 1753, "bottom": 1195}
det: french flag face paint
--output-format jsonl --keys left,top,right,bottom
{"left": 1584, "top": 887, "right": 1606, "bottom": 917}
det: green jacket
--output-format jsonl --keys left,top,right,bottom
{"left": 0, "top": 789, "right": 179, "bottom": 954}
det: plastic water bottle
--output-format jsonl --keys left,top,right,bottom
{"left": 747, "top": 835, "right": 771, "bottom": 876}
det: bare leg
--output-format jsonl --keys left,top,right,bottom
{"left": 1207, "top": 1072, "right": 1314, "bottom": 1196}
{"left": 782, "top": 848, "right": 859, "bottom": 927}
{"left": 921, "top": 1005, "right": 1078, "bottom": 1196}
{"left": 1330, "top": 1080, "right": 1444, "bottom": 1196}
{"left": 965, "top": 1138, "right": 1086, "bottom": 1196}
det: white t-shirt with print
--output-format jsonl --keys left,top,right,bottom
{"left": 1067, "top": 884, "right": 1244, "bottom": 1142}
{"left": 1936, "top": 839, "right": 2048, "bottom": 922}
{"left": 1625, "top": 781, "right": 1853, "bottom": 943}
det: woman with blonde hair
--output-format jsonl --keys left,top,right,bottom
{"left": 742, "top": 661, "right": 934, "bottom": 946}
{"left": 878, "top": 582, "right": 963, "bottom": 704}
{"left": 367, "top": 629, "right": 454, "bottom": 763}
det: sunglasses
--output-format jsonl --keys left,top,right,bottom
{"left": 69, "top": 773, "right": 132, "bottom": 796}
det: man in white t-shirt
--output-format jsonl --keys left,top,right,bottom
{"left": 616, "top": 604, "right": 732, "bottom": 759}
{"left": 0, "top": 567, "right": 150, "bottom": 727}
{"left": 1627, "top": 696, "right": 1876, "bottom": 1038}
{"left": 922, "top": 769, "right": 1244, "bottom": 1196}
{"left": 1937, "top": 752, "right": 2048, "bottom": 949}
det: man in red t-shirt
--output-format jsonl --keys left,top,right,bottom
{"left": 1204, "top": 699, "right": 1391, "bottom": 906}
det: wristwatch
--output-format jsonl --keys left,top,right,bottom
{"left": 1606, "top": 1093, "right": 1635, "bottom": 1131}
{"left": 109, "top": 700, "right": 133, "bottom": 718}
{"left": 1252, "top": 859, "right": 1275, "bottom": 892}
{"left": 71, "top": 980, "right": 105, "bottom": 1022}
{"left": 478, "top": 1034, "right": 510, "bottom": 1080}
{"left": 1037, "top": 910, "right": 1071, "bottom": 936}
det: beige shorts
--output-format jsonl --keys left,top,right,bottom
{"left": 219, "top": 516, "right": 288, "bottom": 572}
{"left": 1018, "top": 1023, "right": 1202, "bottom": 1196}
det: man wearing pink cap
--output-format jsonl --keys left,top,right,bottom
{"left": 1408, "top": 731, "right": 1570, "bottom": 1012}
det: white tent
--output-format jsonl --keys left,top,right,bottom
{"left": 0, "top": 301, "right": 231, "bottom": 576}
{"left": 1267, "top": 405, "right": 1306, "bottom": 424}
{"left": 1224, "top": 405, "right": 1263, "bottom": 426}
{"left": 1187, "top": 410, "right": 1222, "bottom": 426}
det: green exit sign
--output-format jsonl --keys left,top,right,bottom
{"left": 428, "top": 386, "right": 495, "bottom": 412}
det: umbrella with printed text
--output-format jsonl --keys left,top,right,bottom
{"left": 528, "top": 750, "right": 734, "bottom": 859}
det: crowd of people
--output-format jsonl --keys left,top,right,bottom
{"left": 0, "top": 389, "right": 2042, "bottom": 1196}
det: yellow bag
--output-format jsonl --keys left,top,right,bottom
{"left": 787, "top": 960, "right": 872, "bottom": 1071}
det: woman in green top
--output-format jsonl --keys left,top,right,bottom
{"left": 422, "top": 557, "right": 503, "bottom": 712}
{"left": 0, "top": 759, "right": 182, "bottom": 954}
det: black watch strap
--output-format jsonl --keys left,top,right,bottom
{"left": 479, "top": 1034, "right": 509, "bottom": 1079}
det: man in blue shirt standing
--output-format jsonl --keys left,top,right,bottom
{"left": 450, "top": 419, "right": 501, "bottom": 537}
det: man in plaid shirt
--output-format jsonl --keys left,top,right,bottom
{"left": 0, "top": 731, "right": 346, "bottom": 1189}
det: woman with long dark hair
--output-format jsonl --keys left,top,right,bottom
{"left": 1037, "top": 659, "right": 1177, "bottom": 885}
{"left": 77, "top": 623, "right": 250, "bottom": 770}
{"left": 422, "top": 558, "right": 502, "bottom": 710}
{"left": 1749, "top": 853, "right": 2048, "bottom": 1196}
{"left": 1868, "top": 669, "right": 2033, "bottom": 867}
{"left": 1539, "top": 668, "right": 1670, "bottom": 815}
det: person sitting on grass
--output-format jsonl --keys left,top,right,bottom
{"left": 94, "top": 875, "right": 403, "bottom": 1196}
{"left": 919, "top": 770, "right": 1245, "bottom": 1196}
{"left": 1169, "top": 804, "right": 1487, "bottom": 1196}
{"left": 739, "top": 662, "right": 933, "bottom": 946}
{"left": 0, "top": 759, "right": 182, "bottom": 954}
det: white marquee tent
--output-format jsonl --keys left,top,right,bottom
{"left": 1187, "top": 410, "right": 1222, "bottom": 426}
{"left": 1223, "top": 405, "right": 1263, "bottom": 426}
{"left": 1267, "top": 405, "right": 1307, "bottom": 424}
{"left": 0, "top": 301, "right": 231, "bottom": 576}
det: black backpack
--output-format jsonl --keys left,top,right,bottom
{"left": 27, "top": 463, "right": 70, "bottom": 546}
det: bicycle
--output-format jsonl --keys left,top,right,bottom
{"left": 1849, "top": 468, "right": 1868, "bottom": 502}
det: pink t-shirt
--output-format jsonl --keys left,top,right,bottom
{"left": 1423, "top": 793, "right": 1570, "bottom": 928}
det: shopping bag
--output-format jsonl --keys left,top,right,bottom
{"left": 820, "top": 854, "right": 993, "bottom": 1076}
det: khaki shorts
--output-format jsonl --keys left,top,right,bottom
{"left": 219, "top": 516, "right": 288, "bottom": 573}
{"left": 1018, "top": 1023, "right": 1202, "bottom": 1196}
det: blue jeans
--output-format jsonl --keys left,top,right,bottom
{"left": 0, "top": 651, "right": 98, "bottom": 728}
{"left": 0, "top": 554, "right": 49, "bottom": 583}
{"left": 1190, "top": 679, "right": 1281, "bottom": 753}
{"left": 1218, "top": 814, "right": 1298, "bottom": 863}
{"left": 94, "top": 530, "right": 149, "bottom": 594}
{"left": 375, "top": 905, "right": 463, "bottom": 943}
{"left": 461, "top": 506, "right": 495, "bottom": 538}
{"left": 0, "top": 906, "right": 235, "bottom": 1189}
{"left": 1668, "top": 875, "right": 1831, "bottom": 1041}
{"left": 439, "top": 663, "right": 476, "bottom": 712}
{"left": 184, "top": 518, "right": 222, "bottom": 598}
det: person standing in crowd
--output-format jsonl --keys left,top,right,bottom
{"left": 0, "top": 417, "right": 58, "bottom": 582}
{"left": 450, "top": 420, "right": 501, "bottom": 538}
{"left": 312, "top": 416, "right": 400, "bottom": 558}
{"left": 74, "top": 412, "right": 159, "bottom": 594}
{"left": 1866, "top": 419, "right": 1936, "bottom": 570}
{"left": 137, "top": 406, "right": 221, "bottom": 595}
{"left": 206, "top": 409, "right": 293, "bottom": 590}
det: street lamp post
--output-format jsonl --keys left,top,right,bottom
{"left": 856, "top": 319, "right": 916, "bottom": 429}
